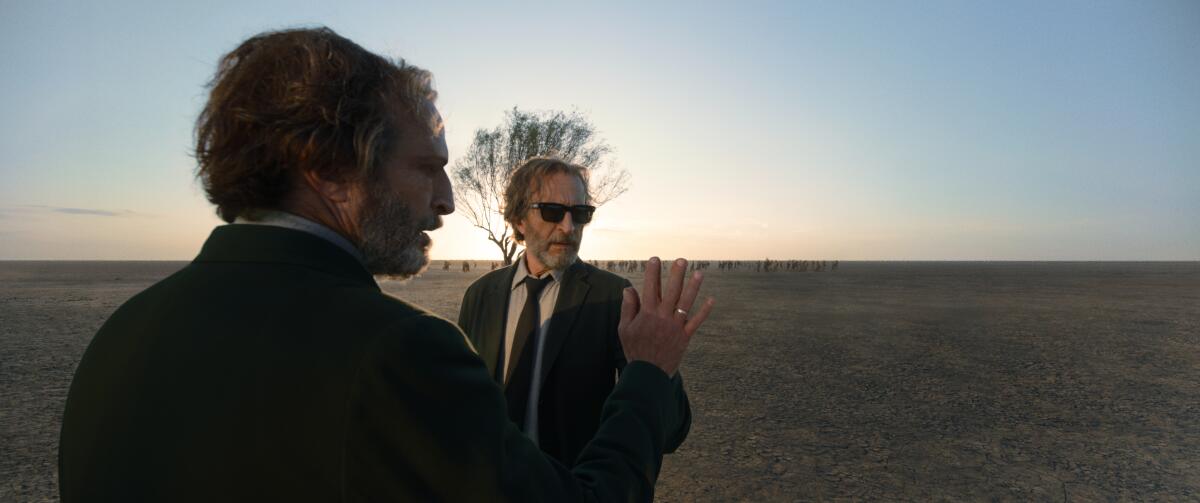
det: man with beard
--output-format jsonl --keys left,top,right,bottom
{"left": 58, "top": 27, "right": 713, "bottom": 502}
{"left": 457, "top": 158, "right": 692, "bottom": 467}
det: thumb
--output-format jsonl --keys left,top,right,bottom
{"left": 619, "top": 287, "right": 639, "bottom": 331}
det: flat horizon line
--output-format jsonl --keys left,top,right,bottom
{"left": 2, "top": 259, "right": 1198, "bottom": 263}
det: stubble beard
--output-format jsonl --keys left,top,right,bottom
{"left": 358, "top": 184, "right": 435, "bottom": 280}
{"left": 529, "top": 230, "right": 582, "bottom": 272}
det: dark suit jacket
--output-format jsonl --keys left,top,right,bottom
{"left": 457, "top": 259, "right": 691, "bottom": 467}
{"left": 58, "top": 225, "right": 687, "bottom": 502}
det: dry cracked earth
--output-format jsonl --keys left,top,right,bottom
{"left": 3, "top": 261, "right": 1198, "bottom": 501}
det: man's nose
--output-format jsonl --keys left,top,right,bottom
{"left": 557, "top": 212, "right": 576, "bottom": 234}
{"left": 434, "top": 170, "right": 454, "bottom": 216}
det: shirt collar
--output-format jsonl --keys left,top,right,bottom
{"left": 233, "top": 209, "right": 366, "bottom": 265}
{"left": 510, "top": 252, "right": 568, "bottom": 292}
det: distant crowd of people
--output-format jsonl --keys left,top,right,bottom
{"left": 441, "top": 260, "right": 503, "bottom": 271}
{"left": 750, "top": 259, "right": 838, "bottom": 272}
{"left": 440, "top": 259, "right": 839, "bottom": 273}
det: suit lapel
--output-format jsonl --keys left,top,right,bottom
{"left": 481, "top": 265, "right": 518, "bottom": 387}
{"left": 540, "top": 260, "right": 591, "bottom": 385}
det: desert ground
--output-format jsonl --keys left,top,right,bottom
{"left": 2, "top": 260, "right": 1198, "bottom": 501}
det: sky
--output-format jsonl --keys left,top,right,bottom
{"left": 1, "top": 0, "right": 1197, "bottom": 260}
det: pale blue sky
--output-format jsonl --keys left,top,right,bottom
{"left": 1, "top": 0, "right": 1197, "bottom": 260}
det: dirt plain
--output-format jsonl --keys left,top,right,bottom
{"left": 2, "top": 260, "right": 1198, "bottom": 502}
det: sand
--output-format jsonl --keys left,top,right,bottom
{"left": 2, "top": 260, "right": 1198, "bottom": 501}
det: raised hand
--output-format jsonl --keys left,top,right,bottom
{"left": 618, "top": 257, "right": 716, "bottom": 376}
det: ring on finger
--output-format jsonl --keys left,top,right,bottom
{"left": 674, "top": 307, "right": 688, "bottom": 317}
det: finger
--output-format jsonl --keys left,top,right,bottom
{"left": 662, "top": 260, "right": 691, "bottom": 314}
{"left": 684, "top": 297, "right": 716, "bottom": 336}
{"left": 675, "top": 270, "right": 704, "bottom": 318}
{"left": 619, "top": 287, "right": 639, "bottom": 331}
{"left": 660, "top": 258, "right": 688, "bottom": 316}
{"left": 641, "top": 257, "right": 661, "bottom": 312}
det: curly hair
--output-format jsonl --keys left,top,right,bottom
{"left": 503, "top": 157, "right": 591, "bottom": 243}
{"left": 194, "top": 27, "right": 436, "bottom": 223}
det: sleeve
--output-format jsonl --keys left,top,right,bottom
{"left": 662, "top": 375, "right": 693, "bottom": 454}
{"left": 612, "top": 278, "right": 633, "bottom": 377}
{"left": 611, "top": 278, "right": 692, "bottom": 454}
{"left": 342, "top": 314, "right": 685, "bottom": 502}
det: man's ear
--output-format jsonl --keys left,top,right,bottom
{"left": 512, "top": 218, "right": 527, "bottom": 239}
{"left": 299, "top": 168, "right": 354, "bottom": 203}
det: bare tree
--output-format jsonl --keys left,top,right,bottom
{"left": 452, "top": 107, "right": 630, "bottom": 264}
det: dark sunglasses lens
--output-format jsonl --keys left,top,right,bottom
{"left": 538, "top": 205, "right": 566, "bottom": 222}
{"left": 570, "top": 207, "right": 594, "bottom": 224}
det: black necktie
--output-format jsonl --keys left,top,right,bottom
{"left": 503, "top": 274, "right": 553, "bottom": 428}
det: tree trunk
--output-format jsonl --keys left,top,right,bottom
{"left": 492, "top": 240, "right": 508, "bottom": 265}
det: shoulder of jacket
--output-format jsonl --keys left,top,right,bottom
{"left": 466, "top": 265, "right": 514, "bottom": 293}
{"left": 579, "top": 262, "right": 633, "bottom": 289}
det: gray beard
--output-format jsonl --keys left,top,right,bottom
{"left": 358, "top": 186, "right": 433, "bottom": 279}
{"left": 528, "top": 236, "right": 580, "bottom": 271}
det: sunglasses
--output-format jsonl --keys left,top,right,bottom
{"left": 530, "top": 203, "right": 596, "bottom": 224}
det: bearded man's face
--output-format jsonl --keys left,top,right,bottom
{"left": 516, "top": 171, "right": 588, "bottom": 274}
{"left": 358, "top": 103, "right": 452, "bottom": 279}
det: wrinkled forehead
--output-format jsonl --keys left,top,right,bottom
{"left": 532, "top": 171, "right": 587, "bottom": 203}
{"left": 399, "top": 99, "right": 444, "bottom": 139}
{"left": 418, "top": 99, "right": 445, "bottom": 138}
{"left": 393, "top": 100, "right": 447, "bottom": 157}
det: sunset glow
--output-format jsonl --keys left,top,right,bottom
{"left": 2, "top": 1, "right": 1197, "bottom": 260}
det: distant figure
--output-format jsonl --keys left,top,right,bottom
{"left": 458, "top": 157, "right": 693, "bottom": 467}
{"left": 443, "top": 260, "right": 450, "bottom": 271}
{"left": 491, "top": 261, "right": 498, "bottom": 270}
{"left": 58, "top": 27, "right": 711, "bottom": 501}
{"left": 462, "top": 260, "right": 470, "bottom": 272}
{"left": 832, "top": 260, "right": 839, "bottom": 271}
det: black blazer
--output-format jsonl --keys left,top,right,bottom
{"left": 58, "top": 225, "right": 687, "bottom": 502}
{"left": 457, "top": 259, "right": 692, "bottom": 467}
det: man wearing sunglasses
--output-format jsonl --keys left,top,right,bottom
{"left": 458, "top": 157, "right": 693, "bottom": 467}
